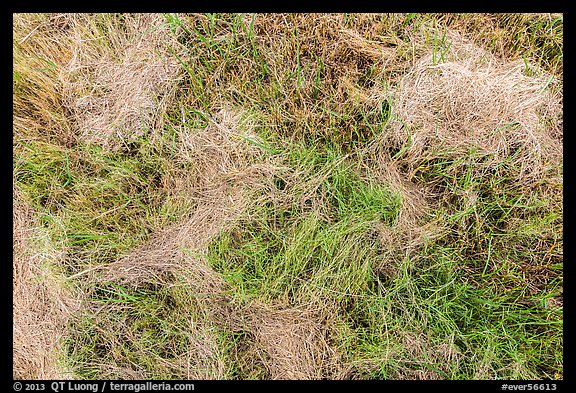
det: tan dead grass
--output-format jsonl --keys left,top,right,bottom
{"left": 14, "top": 14, "right": 289, "bottom": 379}
{"left": 238, "top": 13, "right": 401, "bottom": 141}
{"left": 13, "top": 184, "right": 79, "bottom": 379}
{"left": 13, "top": 14, "right": 76, "bottom": 145}
{"left": 375, "top": 32, "right": 562, "bottom": 183}
{"left": 435, "top": 13, "right": 563, "bottom": 77}
{"left": 78, "top": 294, "right": 227, "bottom": 380}
{"left": 391, "top": 332, "right": 461, "bottom": 380}
{"left": 355, "top": 146, "right": 440, "bottom": 282}
{"left": 14, "top": 13, "right": 182, "bottom": 150}
{"left": 82, "top": 108, "right": 259, "bottom": 378}
{"left": 103, "top": 107, "right": 271, "bottom": 287}
{"left": 358, "top": 30, "right": 562, "bottom": 285}
{"left": 246, "top": 302, "right": 342, "bottom": 380}
{"left": 62, "top": 13, "right": 181, "bottom": 150}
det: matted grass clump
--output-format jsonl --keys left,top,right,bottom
{"left": 13, "top": 13, "right": 562, "bottom": 380}
{"left": 13, "top": 183, "right": 79, "bottom": 379}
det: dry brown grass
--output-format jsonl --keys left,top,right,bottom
{"left": 221, "top": 13, "right": 404, "bottom": 143}
{"left": 62, "top": 14, "right": 181, "bottom": 150}
{"left": 13, "top": 14, "right": 76, "bottom": 145}
{"left": 13, "top": 184, "right": 79, "bottom": 379}
{"left": 14, "top": 13, "right": 181, "bottom": 150}
{"left": 103, "top": 106, "right": 272, "bottom": 285}
{"left": 369, "top": 31, "right": 562, "bottom": 189}
{"left": 245, "top": 302, "right": 342, "bottom": 380}
{"left": 361, "top": 153, "right": 437, "bottom": 260}
{"left": 390, "top": 332, "right": 461, "bottom": 380}
{"left": 358, "top": 30, "right": 563, "bottom": 298}
{"left": 434, "top": 13, "right": 563, "bottom": 77}
{"left": 13, "top": 14, "right": 184, "bottom": 378}
{"left": 76, "top": 108, "right": 260, "bottom": 379}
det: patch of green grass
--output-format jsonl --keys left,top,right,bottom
{"left": 381, "top": 145, "right": 563, "bottom": 379}
{"left": 204, "top": 136, "right": 562, "bottom": 379}
{"left": 208, "top": 215, "right": 379, "bottom": 303}
{"left": 327, "top": 226, "right": 561, "bottom": 379}
{"left": 207, "top": 143, "right": 401, "bottom": 304}
{"left": 66, "top": 281, "right": 221, "bottom": 379}
{"left": 13, "top": 135, "right": 182, "bottom": 274}
{"left": 326, "top": 166, "right": 400, "bottom": 223}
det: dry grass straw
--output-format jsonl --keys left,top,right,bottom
{"left": 245, "top": 302, "right": 342, "bottom": 380}
{"left": 435, "top": 13, "right": 563, "bottom": 77}
{"left": 14, "top": 13, "right": 181, "bottom": 150}
{"left": 14, "top": 12, "right": 337, "bottom": 379}
{"left": 13, "top": 184, "right": 79, "bottom": 379}
{"left": 102, "top": 107, "right": 272, "bottom": 288}
{"left": 13, "top": 14, "right": 76, "bottom": 145}
{"left": 392, "top": 332, "right": 461, "bottom": 380}
{"left": 86, "top": 107, "right": 342, "bottom": 379}
{"left": 237, "top": 14, "right": 403, "bottom": 140}
{"left": 356, "top": 31, "right": 562, "bottom": 280}
{"left": 62, "top": 14, "right": 181, "bottom": 150}
{"left": 254, "top": 13, "right": 397, "bottom": 77}
{"left": 375, "top": 32, "right": 562, "bottom": 181}
{"left": 84, "top": 108, "right": 262, "bottom": 378}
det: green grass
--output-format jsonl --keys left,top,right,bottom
{"left": 66, "top": 280, "right": 221, "bottom": 379}
{"left": 203, "top": 141, "right": 562, "bottom": 379}
{"left": 13, "top": 134, "right": 185, "bottom": 275}
{"left": 13, "top": 13, "right": 562, "bottom": 380}
{"left": 206, "top": 142, "right": 402, "bottom": 304}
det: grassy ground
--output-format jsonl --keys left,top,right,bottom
{"left": 13, "top": 13, "right": 563, "bottom": 380}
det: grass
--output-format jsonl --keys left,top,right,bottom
{"left": 206, "top": 157, "right": 401, "bottom": 303}
{"left": 66, "top": 280, "right": 226, "bottom": 379}
{"left": 13, "top": 13, "right": 562, "bottom": 380}
{"left": 14, "top": 136, "right": 170, "bottom": 276}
